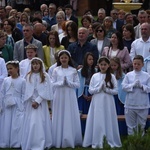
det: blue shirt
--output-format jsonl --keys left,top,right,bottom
{"left": 68, "top": 41, "right": 99, "bottom": 67}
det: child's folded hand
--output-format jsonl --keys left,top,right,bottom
{"left": 32, "top": 102, "right": 39, "bottom": 109}
{"left": 133, "top": 80, "right": 139, "bottom": 87}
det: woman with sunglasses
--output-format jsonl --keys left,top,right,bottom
{"left": 90, "top": 24, "right": 110, "bottom": 58}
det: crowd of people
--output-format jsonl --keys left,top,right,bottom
{"left": 0, "top": 0, "right": 150, "bottom": 149}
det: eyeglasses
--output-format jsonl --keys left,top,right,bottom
{"left": 23, "top": 29, "right": 29, "bottom": 32}
{"left": 96, "top": 30, "right": 103, "bottom": 33}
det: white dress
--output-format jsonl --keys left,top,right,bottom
{"left": 51, "top": 66, "right": 82, "bottom": 148}
{"left": 0, "top": 57, "right": 7, "bottom": 90}
{"left": 83, "top": 72, "right": 122, "bottom": 149}
{"left": 0, "top": 76, "right": 26, "bottom": 148}
{"left": 19, "top": 58, "right": 31, "bottom": 78}
{"left": 21, "top": 72, "right": 53, "bottom": 150}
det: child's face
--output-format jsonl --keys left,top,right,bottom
{"left": 133, "top": 59, "right": 144, "bottom": 72}
{"left": 32, "top": 62, "right": 41, "bottom": 73}
{"left": 59, "top": 53, "right": 69, "bottom": 67}
{"left": 26, "top": 48, "right": 37, "bottom": 60}
{"left": 98, "top": 60, "right": 109, "bottom": 73}
{"left": 7, "top": 64, "right": 18, "bottom": 78}
{"left": 110, "top": 61, "right": 119, "bottom": 71}
{"left": 87, "top": 55, "right": 94, "bottom": 67}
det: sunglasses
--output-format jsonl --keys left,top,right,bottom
{"left": 23, "top": 29, "right": 30, "bottom": 32}
{"left": 96, "top": 30, "right": 103, "bottom": 33}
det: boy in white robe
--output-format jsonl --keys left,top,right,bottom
{"left": 19, "top": 44, "right": 37, "bottom": 78}
{"left": 122, "top": 55, "right": 150, "bottom": 135}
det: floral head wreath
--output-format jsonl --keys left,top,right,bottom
{"left": 58, "top": 50, "right": 71, "bottom": 57}
{"left": 6, "top": 60, "right": 19, "bottom": 65}
{"left": 25, "top": 44, "right": 38, "bottom": 49}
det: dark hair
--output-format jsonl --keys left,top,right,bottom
{"left": 84, "top": 9, "right": 93, "bottom": 16}
{"left": 95, "top": 24, "right": 106, "bottom": 38}
{"left": 3, "top": 19, "right": 15, "bottom": 31}
{"left": 110, "top": 31, "right": 124, "bottom": 50}
{"left": 66, "top": 21, "right": 78, "bottom": 40}
{"left": 110, "top": 57, "right": 123, "bottom": 80}
{"left": 6, "top": 61, "right": 20, "bottom": 76}
{"left": 57, "top": 51, "right": 74, "bottom": 67}
{"left": 46, "top": 30, "right": 60, "bottom": 47}
{"left": 81, "top": 15, "right": 92, "bottom": 26}
{"left": 98, "top": 57, "right": 113, "bottom": 89}
{"left": 81, "top": 52, "right": 96, "bottom": 78}
{"left": 133, "top": 55, "right": 144, "bottom": 63}
{"left": 32, "top": 17, "right": 42, "bottom": 24}
{"left": 123, "top": 24, "right": 135, "bottom": 40}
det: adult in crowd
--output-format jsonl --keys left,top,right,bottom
{"left": 103, "top": 16, "right": 116, "bottom": 39}
{"left": 5, "top": 5, "right": 12, "bottom": 18}
{"left": 51, "top": 11, "right": 65, "bottom": 35}
{"left": 134, "top": 10, "right": 147, "bottom": 39}
{"left": 61, "top": 21, "right": 78, "bottom": 49}
{"left": 3, "top": 19, "right": 15, "bottom": 49}
{"left": 96, "top": 8, "right": 106, "bottom": 24}
{"left": 0, "top": 7, "right": 7, "bottom": 23}
{"left": 110, "top": 9, "right": 124, "bottom": 33}
{"left": 87, "top": 22, "right": 101, "bottom": 42}
{"left": 118, "top": 9, "right": 126, "bottom": 21}
{"left": 130, "top": 22, "right": 150, "bottom": 61}
{"left": 102, "top": 31, "right": 131, "bottom": 72}
{"left": 33, "top": 22, "right": 47, "bottom": 46}
{"left": 0, "top": 30, "right": 13, "bottom": 62}
{"left": 122, "top": 24, "right": 135, "bottom": 53}
{"left": 40, "top": 4, "right": 48, "bottom": 15}
{"left": 14, "top": 24, "right": 44, "bottom": 61}
{"left": 124, "top": 13, "right": 138, "bottom": 27}
{"left": 43, "top": 3, "right": 57, "bottom": 29}
{"left": 90, "top": 24, "right": 110, "bottom": 58}
{"left": 146, "top": 10, "right": 150, "bottom": 24}
{"left": 64, "top": 4, "right": 78, "bottom": 26}
{"left": 68, "top": 27, "right": 99, "bottom": 69}
{"left": 7, "top": 16, "right": 23, "bottom": 42}
{"left": 43, "top": 30, "right": 65, "bottom": 71}
{"left": 16, "top": 12, "right": 29, "bottom": 33}
{"left": 81, "top": 15, "right": 92, "bottom": 30}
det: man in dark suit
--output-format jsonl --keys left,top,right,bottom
{"left": 110, "top": 9, "right": 124, "bottom": 33}
{"left": 64, "top": 4, "right": 78, "bottom": 26}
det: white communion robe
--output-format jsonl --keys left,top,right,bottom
{"left": 51, "top": 66, "right": 82, "bottom": 148}
{"left": 83, "top": 72, "right": 122, "bottom": 149}
{"left": 19, "top": 58, "right": 31, "bottom": 78}
{"left": 21, "top": 72, "right": 53, "bottom": 150}
{"left": 0, "top": 76, "right": 26, "bottom": 148}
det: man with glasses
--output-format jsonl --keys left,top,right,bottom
{"left": 110, "top": 9, "right": 124, "bottom": 33}
{"left": 14, "top": 24, "right": 44, "bottom": 61}
{"left": 43, "top": 3, "right": 57, "bottom": 29}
